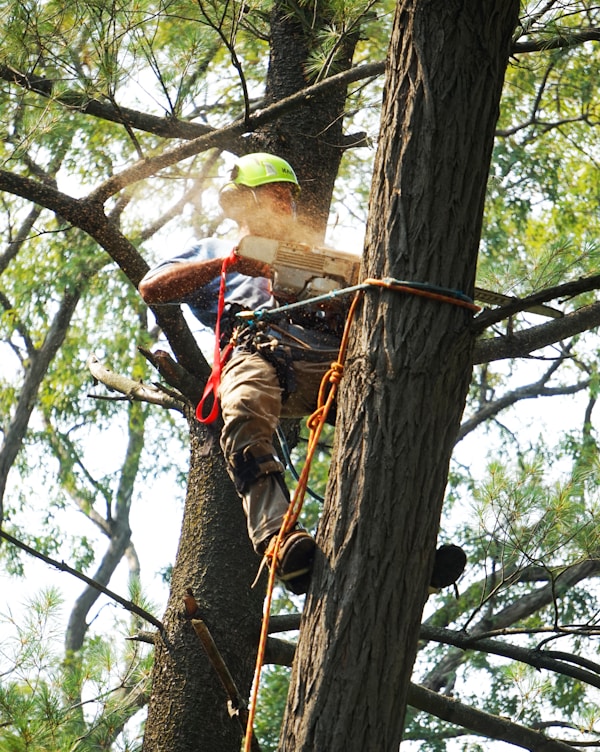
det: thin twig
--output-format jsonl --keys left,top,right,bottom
{"left": 0, "top": 528, "right": 163, "bottom": 632}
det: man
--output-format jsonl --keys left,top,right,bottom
{"left": 139, "top": 152, "right": 467, "bottom": 596}
{"left": 139, "top": 153, "right": 336, "bottom": 594}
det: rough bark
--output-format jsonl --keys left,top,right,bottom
{"left": 281, "top": 2, "right": 520, "bottom": 750}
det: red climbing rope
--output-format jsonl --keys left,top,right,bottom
{"left": 196, "top": 248, "right": 238, "bottom": 424}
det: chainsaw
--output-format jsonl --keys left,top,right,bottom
{"left": 236, "top": 235, "right": 562, "bottom": 318}
{"left": 235, "top": 235, "right": 360, "bottom": 299}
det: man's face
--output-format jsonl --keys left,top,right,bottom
{"left": 246, "top": 182, "right": 296, "bottom": 238}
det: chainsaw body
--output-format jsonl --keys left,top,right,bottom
{"left": 236, "top": 235, "right": 361, "bottom": 299}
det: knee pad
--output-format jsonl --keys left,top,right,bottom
{"left": 228, "top": 441, "right": 286, "bottom": 495}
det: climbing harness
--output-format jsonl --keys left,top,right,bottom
{"left": 196, "top": 246, "right": 480, "bottom": 426}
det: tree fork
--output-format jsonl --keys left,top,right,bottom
{"left": 281, "top": 1, "right": 520, "bottom": 750}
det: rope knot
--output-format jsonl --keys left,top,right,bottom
{"left": 306, "top": 407, "right": 326, "bottom": 431}
{"left": 328, "top": 361, "right": 343, "bottom": 385}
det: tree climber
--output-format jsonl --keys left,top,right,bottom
{"left": 139, "top": 152, "right": 466, "bottom": 596}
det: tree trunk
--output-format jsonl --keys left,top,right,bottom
{"left": 143, "top": 414, "right": 264, "bottom": 752}
{"left": 257, "top": 1, "right": 359, "bottom": 238}
{"left": 281, "top": 2, "right": 520, "bottom": 750}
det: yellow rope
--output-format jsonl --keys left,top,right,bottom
{"left": 242, "top": 290, "right": 363, "bottom": 752}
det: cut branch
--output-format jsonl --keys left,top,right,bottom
{"left": 190, "top": 618, "right": 261, "bottom": 751}
{"left": 87, "top": 352, "right": 186, "bottom": 412}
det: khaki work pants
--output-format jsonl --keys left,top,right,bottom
{"left": 219, "top": 349, "right": 334, "bottom": 550}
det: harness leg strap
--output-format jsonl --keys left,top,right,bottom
{"left": 225, "top": 441, "right": 291, "bottom": 551}
{"left": 228, "top": 440, "right": 286, "bottom": 495}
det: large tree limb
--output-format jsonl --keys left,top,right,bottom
{"left": 420, "top": 625, "right": 600, "bottom": 689}
{"left": 85, "top": 61, "right": 382, "bottom": 203}
{"left": 473, "top": 300, "right": 600, "bottom": 364}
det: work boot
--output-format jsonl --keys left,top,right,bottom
{"left": 263, "top": 529, "right": 316, "bottom": 595}
{"left": 429, "top": 544, "right": 467, "bottom": 594}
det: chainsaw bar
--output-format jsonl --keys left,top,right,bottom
{"left": 474, "top": 287, "right": 562, "bottom": 319}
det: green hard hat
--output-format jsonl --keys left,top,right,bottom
{"left": 228, "top": 152, "right": 299, "bottom": 191}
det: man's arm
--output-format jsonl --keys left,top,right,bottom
{"left": 138, "top": 254, "right": 271, "bottom": 305}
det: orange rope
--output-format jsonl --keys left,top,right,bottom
{"left": 242, "top": 278, "right": 477, "bottom": 749}
{"left": 242, "top": 291, "right": 363, "bottom": 752}
{"left": 362, "top": 277, "right": 481, "bottom": 313}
